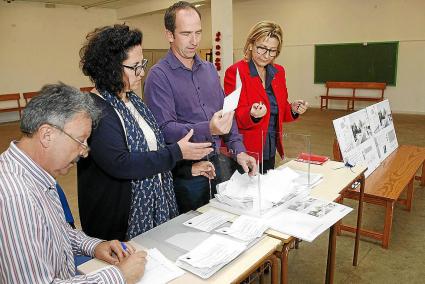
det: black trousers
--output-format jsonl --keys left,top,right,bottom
{"left": 260, "top": 156, "right": 276, "bottom": 174}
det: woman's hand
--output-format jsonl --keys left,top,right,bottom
{"left": 191, "top": 161, "right": 216, "bottom": 179}
{"left": 291, "top": 100, "right": 309, "bottom": 114}
{"left": 250, "top": 102, "right": 267, "bottom": 118}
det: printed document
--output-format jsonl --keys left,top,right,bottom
{"left": 216, "top": 215, "right": 269, "bottom": 242}
{"left": 183, "top": 209, "right": 231, "bottom": 232}
{"left": 176, "top": 234, "right": 247, "bottom": 279}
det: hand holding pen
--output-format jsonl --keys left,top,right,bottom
{"left": 250, "top": 101, "right": 267, "bottom": 118}
{"left": 291, "top": 100, "right": 309, "bottom": 115}
{"left": 94, "top": 240, "right": 135, "bottom": 265}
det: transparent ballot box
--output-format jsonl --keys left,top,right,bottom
{"left": 208, "top": 131, "right": 322, "bottom": 217}
{"left": 207, "top": 148, "right": 265, "bottom": 216}
{"left": 263, "top": 131, "right": 318, "bottom": 187}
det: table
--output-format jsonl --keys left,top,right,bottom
{"left": 337, "top": 145, "right": 425, "bottom": 248}
{"left": 78, "top": 212, "right": 282, "bottom": 284}
{"left": 201, "top": 160, "right": 367, "bottom": 284}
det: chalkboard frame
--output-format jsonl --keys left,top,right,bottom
{"left": 314, "top": 41, "right": 399, "bottom": 86}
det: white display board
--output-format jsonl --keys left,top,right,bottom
{"left": 333, "top": 99, "right": 398, "bottom": 177}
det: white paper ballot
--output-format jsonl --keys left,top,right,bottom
{"left": 222, "top": 68, "right": 242, "bottom": 114}
{"left": 235, "top": 68, "right": 242, "bottom": 89}
{"left": 183, "top": 210, "right": 231, "bottom": 232}
{"left": 137, "top": 248, "right": 184, "bottom": 284}
{"left": 216, "top": 215, "right": 269, "bottom": 242}
{"left": 176, "top": 234, "right": 247, "bottom": 279}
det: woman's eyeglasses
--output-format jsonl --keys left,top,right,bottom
{"left": 255, "top": 45, "right": 278, "bottom": 57}
{"left": 123, "top": 58, "right": 149, "bottom": 77}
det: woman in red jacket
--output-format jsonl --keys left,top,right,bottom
{"left": 224, "top": 21, "right": 308, "bottom": 173}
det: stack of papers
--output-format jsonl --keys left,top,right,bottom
{"left": 183, "top": 210, "right": 231, "bottom": 232}
{"left": 216, "top": 215, "right": 269, "bottom": 243}
{"left": 214, "top": 167, "right": 322, "bottom": 213}
{"left": 263, "top": 196, "right": 352, "bottom": 242}
{"left": 176, "top": 234, "right": 247, "bottom": 279}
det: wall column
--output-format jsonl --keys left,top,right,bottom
{"left": 210, "top": 0, "right": 233, "bottom": 85}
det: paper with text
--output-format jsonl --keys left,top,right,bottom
{"left": 216, "top": 215, "right": 268, "bottom": 242}
{"left": 176, "top": 234, "right": 247, "bottom": 279}
{"left": 135, "top": 248, "right": 184, "bottom": 284}
{"left": 183, "top": 209, "right": 231, "bottom": 232}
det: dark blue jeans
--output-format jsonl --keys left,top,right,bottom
{"left": 173, "top": 153, "right": 240, "bottom": 213}
{"left": 173, "top": 176, "right": 211, "bottom": 213}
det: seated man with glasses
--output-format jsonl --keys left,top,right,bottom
{"left": 224, "top": 20, "right": 309, "bottom": 173}
{"left": 0, "top": 83, "right": 147, "bottom": 283}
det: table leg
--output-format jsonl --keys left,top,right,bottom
{"left": 271, "top": 254, "right": 279, "bottom": 284}
{"left": 325, "top": 225, "right": 337, "bottom": 284}
{"left": 382, "top": 201, "right": 395, "bottom": 249}
{"left": 353, "top": 174, "right": 365, "bottom": 266}
{"left": 278, "top": 239, "right": 294, "bottom": 284}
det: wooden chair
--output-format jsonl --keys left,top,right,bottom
{"left": 23, "top": 91, "right": 39, "bottom": 106}
{"left": 80, "top": 87, "right": 94, "bottom": 93}
{"left": 0, "top": 93, "right": 22, "bottom": 119}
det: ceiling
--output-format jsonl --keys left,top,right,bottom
{"left": 12, "top": 0, "right": 148, "bottom": 9}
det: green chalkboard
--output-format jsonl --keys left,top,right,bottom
{"left": 314, "top": 42, "right": 398, "bottom": 86}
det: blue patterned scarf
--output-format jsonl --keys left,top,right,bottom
{"left": 100, "top": 90, "right": 178, "bottom": 239}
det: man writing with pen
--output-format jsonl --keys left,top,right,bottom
{"left": 225, "top": 21, "right": 309, "bottom": 173}
{"left": 0, "top": 83, "right": 146, "bottom": 284}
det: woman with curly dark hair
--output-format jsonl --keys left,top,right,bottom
{"left": 77, "top": 24, "right": 214, "bottom": 241}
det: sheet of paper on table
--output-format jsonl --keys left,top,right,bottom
{"left": 183, "top": 209, "right": 232, "bottom": 232}
{"left": 175, "top": 234, "right": 247, "bottom": 279}
{"left": 216, "top": 215, "right": 269, "bottom": 242}
{"left": 263, "top": 196, "right": 352, "bottom": 242}
{"left": 137, "top": 248, "right": 185, "bottom": 284}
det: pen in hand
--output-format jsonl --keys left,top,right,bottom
{"left": 121, "top": 242, "right": 130, "bottom": 256}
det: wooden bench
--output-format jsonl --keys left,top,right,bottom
{"left": 321, "top": 82, "right": 386, "bottom": 111}
{"left": 0, "top": 93, "right": 22, "bottom": 119}
{"left": 333, "top": 139, "right": 425, "bottom": 248}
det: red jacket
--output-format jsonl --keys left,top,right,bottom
{"left": 224, "top": 60, "right": 296, "bottom": 160}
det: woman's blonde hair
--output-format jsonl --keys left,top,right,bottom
{"left": 243, "top": 21, "right": 283, "bottom": 61}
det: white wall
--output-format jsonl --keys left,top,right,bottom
{"left": 126, "top": 5, "right": 212, "bottom": 49}
{"left": 231, "top": 0, "right": 425, "bottom": 114}
{"left": 128, "top": 0, "right": 425, "bottom": 114}
{"left": 1, "top": 0, "right": 424, "bottom": 121}
{"left": 0, "top": 2, "right": 116, "bottom": 122}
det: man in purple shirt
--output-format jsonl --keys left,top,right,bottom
{"left": 144, "top": 1, "right": 257, "bottom": 213}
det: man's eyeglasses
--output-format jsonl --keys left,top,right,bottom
{"left": 49, "top": 124, "right": 90, "bottom": 156}
{"left": 123, "top": 58, "right": 148, "bottom": 77}
{"left": 255, "top": 45, "right": 278, "bottom": 57}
